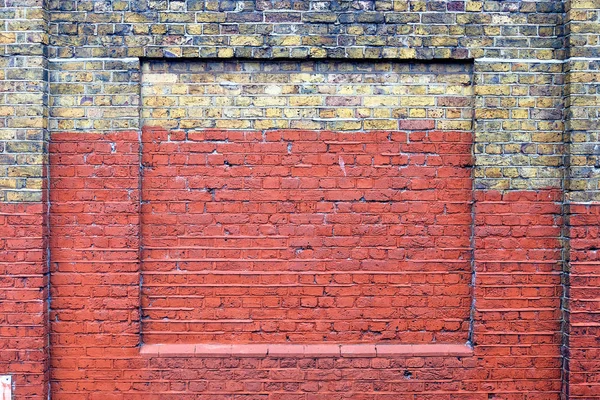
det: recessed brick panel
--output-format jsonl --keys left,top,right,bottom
{"left": 141, "top": 60, "right": 473, "bottom": 132}
{"left": 140, "top": 60, "right": 475, "bottom": 345}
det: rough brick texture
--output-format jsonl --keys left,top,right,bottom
{"left": 1, "top": 0, "right": 600, "bottom": 399}
{"left": 141, "top": 127, "right": 473, "bottom": 344}
{"left": 141, "top": 60, "right": 473, "bottom": 132}
{"left": 0, "top": 203, "right": 48, "bottom": 399}
{"left": 564, "top": 204, "right": 600, "bottom": 398}
{"left": 47, "top": 131, "right": 566, "bottom": 398}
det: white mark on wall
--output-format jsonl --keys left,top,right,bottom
{"left": 0, "top": 376, "right": 11, "bottom": 400}
{"left": 338, "top": 156, "right": 347, "bottom": 177}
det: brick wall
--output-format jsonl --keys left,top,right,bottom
{"left": 1, "top": 0, "right": 600, "bottom": 398}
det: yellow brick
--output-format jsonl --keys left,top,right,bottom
{"left": 338, "top": 108, "right": 356, "bottom": 118}
{"left": 51, "top": 108, "right": 85, "bottom": 118}
{"left": 187, "top": 24, "right": 203, "bottom": 35}
{"left": 309, "top": 47, "right": 327, "bottom": 58}
{"left": 570, "top": 0, "right": 600, "bottom": 9}
{"left": 364, "top": 120, "right": 397, "bottom": 130}
{"left": 179, "top": 96, "right": 211, "bottom": 106}
{"left": 204, "top": 108, "right": 223, "bottom": 118}
{"left": 171, "top": 84, "right": 188, "bottom": 95}
{"left": 214, "top": 97, "right": 234, "bottom": 106}
{"left": 400, "top": 97, "right": 435, "bottom": 106}
{"left": 144, "top": 96, "right": 177, "bottom": 107}
{"left": 217, "top": 47, "right": 234, "bottom": 58}
{"left": 0, "top": 106, "right": 14, "bottom": 116}
{"left": 25, "top": 179, "right": 43, "bottom": 190}
{"left": 438, "top": 120, "right": 472, "bottom": 130}
{"left": 7, "top": 191, "right": 42, "bottom": 202}
{"left": 279, "top": 36, "right": 302, "bottom": 46}
{"left": 364, "top": 96, "right": 399, "bottom": 107}
{"left": 215, "top": 119, "right": 252, "bottom": 129}
{"left": 143, "top": 73, "right": 177, "bottom": 83}
{"left": 236, "top": 97, "right": 252, "bottom": 107}
{"left": 0, "top": 178, "right": 17, "bottom": 189}
{"left": 291, "top": 120, "right": 324, "bottom": 130}
{"left": 408, "top": 109, "right": 426, "bottom": 118}
{"left": 0, "top": 32, "right": 15, "bottom": 44}
{"left": 319, "top": 109, "right": 336, "bottom": 119}
{"left": 512, "top": 109, "right": 529, "bottom": 119}
{"left": 180, "top": 119, "right": 213, "bottom": 129}
{"left": 290, "top": 73, "right": 326, "bottom": 83}
{"left": 372, "top": 109, "right": 390, "bottom": 118}
{"left": 230, "top": 36, "right": 263, "bottom": 46}
{"left": 475, "top": 85, "right": 511, "bottom": 96}
{"left": 254, "top": 120, "right": 288, "bottom": 130}
{"left": 265, "top": 108, "right": 282, "bottom": 118}
{"left": 9, "top": 117, "right": 44, "bottom": 128}
{"left": 289, "top": 96, "right": 322, "bottom": 106}
{"left": 399, "top": 49, "right": 417, "bottom": 59}
{"left": 466, "top": 1, "right": 483, "bottom": 11}
{"left": 253, "top": 97, "right": 287, "bottom": 106}
{"left": 326, "top": 120, "right": 362, "bottom": 131}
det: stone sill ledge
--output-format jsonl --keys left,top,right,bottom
{"left": 140, "top": 343, "right": 473, "bottom": 358}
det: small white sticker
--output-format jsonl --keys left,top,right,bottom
{"left": 0, "top": 376, "right": 11, "bottom": 400}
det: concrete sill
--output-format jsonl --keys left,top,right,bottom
{"left": 140, "top": 343, "right": 473, "bottom": 358}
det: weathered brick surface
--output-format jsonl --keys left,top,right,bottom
{"left": 141, "top": 60, "right": 473, "bottom": 131}
{"left": 0, "top": 203, "right": 48, "bottom": 399}
{"left": 49, "top": 131, "right": 565, "bottom": 398}
{"left": 1, "top": 0, "right": 600, "bottom": 398}
{"left": 564, "top": 203, "right": 600, "bottom": 398}
{"left": 472, "top": 190, "right": 564, "bottom": 395}
{"left": 141, "top": 127, "right": 473, "bottom": 344}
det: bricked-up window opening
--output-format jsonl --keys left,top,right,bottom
{"left": 140, "top": 60, "right": 474, "bottom": 345}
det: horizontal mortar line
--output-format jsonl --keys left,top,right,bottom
{"left": 141, "top": 246, "right": 472, "bottom": 251}
{"left": 0, "top": 261, "right": 45, "bottom": 265}
{"left": 570, "top": 298, "right": 600, "bottom": 301}
{"left": 475, "top": 344, "right": 533, "bottom": 348}
{"left": 482, "top": 297, "right": 554, "bottom": 300}
{"left": 476, "top": 308, "right": 557, "bottom": 312}
{"left": 144, "top": 319, "right": 404, "bottom": 324}
{"left": 475, "top": 201, "right": 560, "bottom": 204}
{"left": 567, "top": 286, "right": 600, "bottom": 290}
{"left": 142, "top": 284, "right": 410, "bottom": 287}
{"left": 477, "top": 331, "right": 558, "bottom": 335}
{"left": 54, "top": 248, "right": 138, "bottom": 252}
{"left": 144, "top": 319, "right": 248, "bottom": 323}
{"left": 52, "top": 260, "right": 139, "bottom": 263}
{"left": 52, "top": 391, "right": 562, "bottom": 396}
{"left": 141, "top": 259, "right": 471, "bottom": 263}
{"left": 569, "top": 262, "right": 600, "bottom": 266}
{"left": 143, "top": 247, "right": 288, "bottom": 250}
{"left": 569, "top": 323, "right": 600, "bottom": 327}
{"left": 475, "top": 260, "right": 561, "bottom": 264}
{"left": 477, "top": 272, "right": 562, "bottom": 275}
{"left": 49, "top": 57, "right": 140, "bottom": 62}
{"left": 177, "top": 235, "right": 287, "bottom": 239}
{"left": 142, "top": 271, "right": 470, "bottom": 275}
{"left": 0, "top": 237, "right": 44, "bottom": 240}
{"left": 568, "top": 310, "right": 600, "bottom": 314}
{"left": 479, "top": 285, "right": 560, "bottom": 288}
{"left": 0, "top": 213, "right": 42, "bottom": 216}
{"left": 477, "top": 57, "right": 600, "bottom": 63}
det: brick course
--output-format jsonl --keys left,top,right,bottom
{"left": 1, "top": 0, "right": 600, "bottom": 398}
